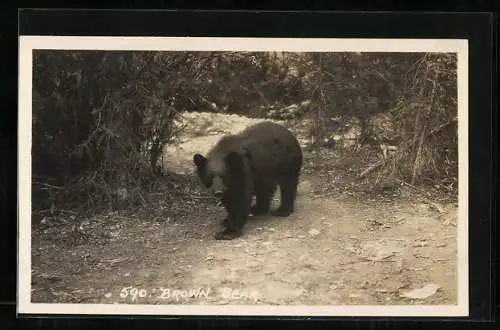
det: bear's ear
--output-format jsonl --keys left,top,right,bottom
{"left": 193, "top": 153, "right": 207, "bottom": 168}
{"left": 224, "top": 151, "right": 244, "bottom": 169}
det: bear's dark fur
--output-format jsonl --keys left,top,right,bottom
{"left": 193, "top": 121, "right": 303, "bottom": 240}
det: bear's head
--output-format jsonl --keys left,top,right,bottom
{"left": 193, "top": 149, "right": 251, "bottom": 199}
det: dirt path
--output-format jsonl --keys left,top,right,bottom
{"left": 31, "top": 172, "right": 457, "bottom": 306}
{"left": 31, "top": 112, "right": 457, "bottom": 306}
{"left": 142, "top": 175, "right": 457, "bottom": 306}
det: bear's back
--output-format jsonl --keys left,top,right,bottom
{"left": 205, "top": 121, "right": 302, "bottom": 174}
{"left": 238, "top": 122, "right": 302, "bottom": 173}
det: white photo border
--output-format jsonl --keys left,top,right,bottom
{"left": 18, "top": 36, "right": 469, "bottom": 317}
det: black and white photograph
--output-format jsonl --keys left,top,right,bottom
{"left": 18, "top": 36, "right": 468, "bottom": 316}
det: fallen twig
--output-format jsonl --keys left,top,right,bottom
{"left": 399, "top": 180, "right": 425, "bottom": 192}
{"left": 358, "top": 160, "right": 384, "bottom": 179}
{"left": 32, "top": 181, "right": 64, "bottom": 190}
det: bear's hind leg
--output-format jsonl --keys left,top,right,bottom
{"left": 272, "top": 173, "right": 299, "bottom": 217}
{"left": 250, "top": 181, "right": 276, "bottom": 216}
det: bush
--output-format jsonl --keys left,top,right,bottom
{"left": 387, "top": 53, "right": 458, "bottom": 187}
{"left": 32, "top": 50, "right": 184, "bottom": 212}
{"left": 306, "top": 52, "right": 458, "bottom": 188}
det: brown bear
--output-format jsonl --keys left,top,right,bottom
{"left": 193, "top": 121, "right": 303, "bottom": 240}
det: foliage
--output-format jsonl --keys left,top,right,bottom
{"left": 307, "top": 52, "right": 458, "bottom": 188}
{"left": 303, "top": 52, "right": 420, "bottom": 143}
{"left": 31, "top": 50, "right": 458, "bottom": 214}
{"left": 172, "top": 51, "right": 305, "bottom": 114}
{"left": 32, "top": 50, "right": 185, "bottom": 211}
{"left": 387, "top": 53, "right": 458, "bottom": 187}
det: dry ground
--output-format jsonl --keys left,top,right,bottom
{"left": 31, "top": 113, "right": 458, "bottom": 306}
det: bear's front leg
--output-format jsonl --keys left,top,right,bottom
{"left": 214, "top": 226, "right": 242, "bottom": 240}
{"left": 219, "top": 193, "right": 231, "bottom": 228}
{"left": 215, "top": 212, "right": 245, "bottom": 240}
{"left": 215, "top": 201, "right": 250, "bottom": 240}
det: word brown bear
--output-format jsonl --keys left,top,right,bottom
{"left": 193, "top": 121, "right": 303, "bottom": 240}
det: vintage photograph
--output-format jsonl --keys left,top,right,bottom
{"left": 18, "top": 37, "right": 468, "bottom": 316}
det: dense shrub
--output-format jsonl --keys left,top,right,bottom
{"left": 388, "top": 53, "right": 458, "bottom": 186}
{"left": 32, "top": 51, "right": 185, "bottom": 211}
{"left": 305, "top": 52, "right": 458, "bottom": 187}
